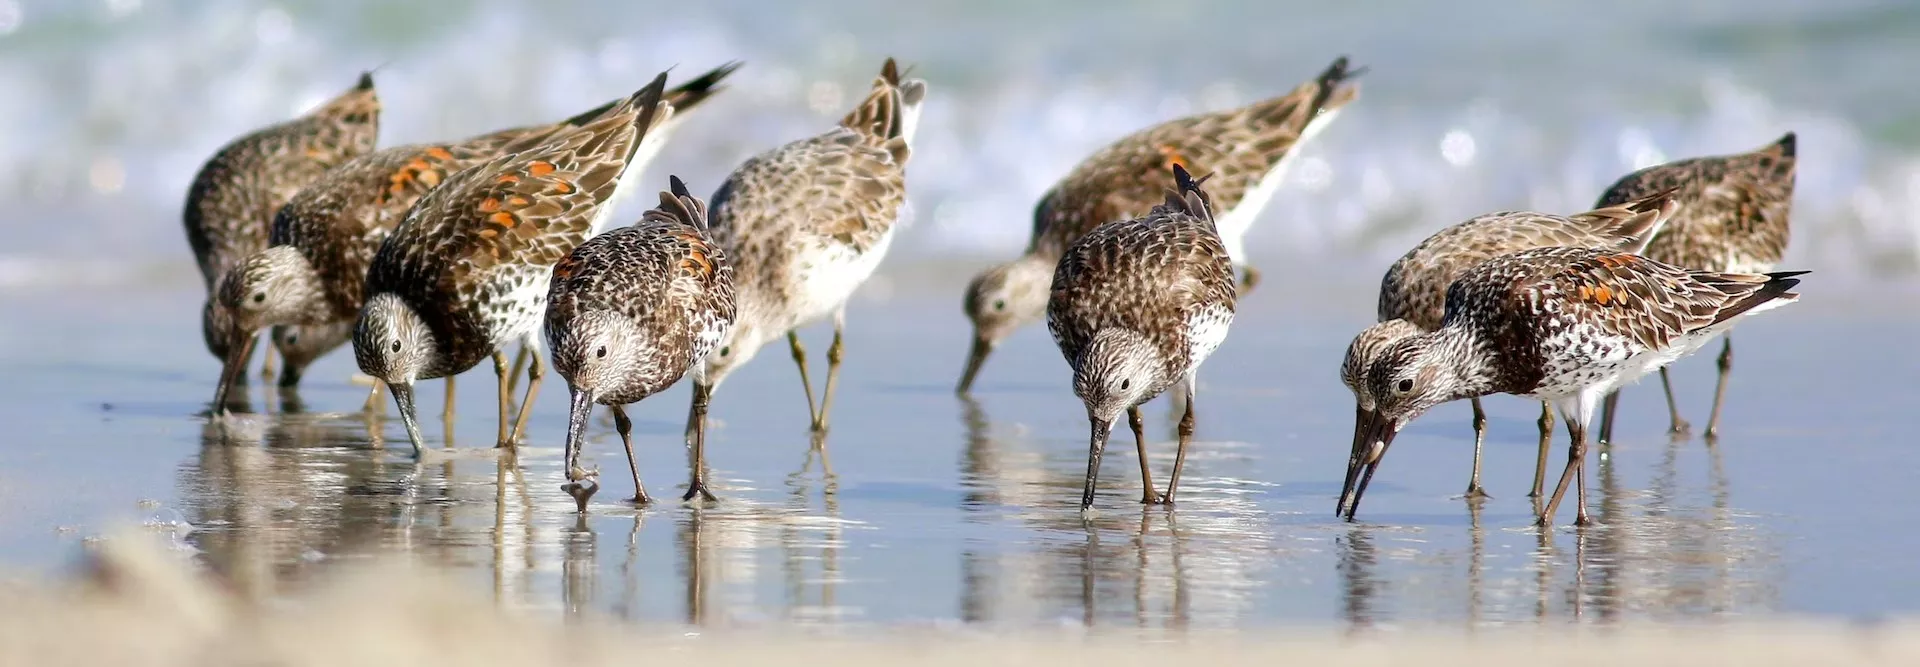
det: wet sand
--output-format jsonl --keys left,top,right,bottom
{"left": 0, "top": 267, "right": 1916, "bottom": 628}
{"left": 5, "top": 533, "right": 1918, "bottom": 666}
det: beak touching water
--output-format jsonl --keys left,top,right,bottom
{"left": 210, "top": 328, "right": 257, "bottom": 415}
{"left": 955, "top": 335, "right": 993, "bottom": 395}
{"left": 1337, "top": 405, "right": 1398, "bottom": 520}
{"left": 1079, "top": 417, "right": 1114, "bottom": 510}
{"left": 562, "top": 388, "right": 598, "bottom": 513}
{"left": 387, "top": 381, "right": 427, "bottom": 455}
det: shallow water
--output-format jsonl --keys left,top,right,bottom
{"left": 3, "top": 274, "right": 1914, "bottom": 628}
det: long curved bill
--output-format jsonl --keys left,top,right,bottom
{"left": 955, "top": 335, "right": 993, "bottom": 395}
{"left": 562, "top": 388, "right": 598, "bottom": 513}
{"left": 388, "top": 382, "right": 427, "bottom": 455}
{"left": 1337, "top": 406, "right": 1398, "bottom": 520}
{"left": 1080, "top": 417, "right": 1114, "bottom": 510}
{"left": 211, "top": 328, "right": 258, "bottom": 414}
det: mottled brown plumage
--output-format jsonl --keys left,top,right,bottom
{"left": 1593, "top": 132, "right": 1797, "bottom": 442}
{"left": 186, "top": 72, "right": 380, "bottom": 402}
{"left": 1341, "top": 189, "right": 1680, "bottom": 500}
{"left": 692, "top": 57, "right": 924, "bottom": 443}
{"left": 1339, "top": 246, "right": 1805, "bottom": 525}
{"left": 353, "top": 72, "right": 671, "bottom": 454}
{"left": 959, "top": 56, "right": 1361, "bottom": 393}
{"left": 549, "top": 176, "right": 737, "bottom": 510}
{"left": 1048, "top": 164, "right": 1236, "bottom": 510}
{"left": 221, "top": 64, "right": 741, "bottom": 397}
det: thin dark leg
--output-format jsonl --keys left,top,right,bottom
{"left": 1530, "top": 402, "right": 1554, "bottom": 499}
{"left": 1129, "top": 406, "right": 1164, "bottom": 504}
{"left": 1597, "top": 391, "right": 1620, "bottom": 445}
{"left": 787, "top": 331, "right": 821, "bottom": 432}
{"left": 683, "top": 383, "right": 718, "bottom": 503}
{"left": 506, "top": 346, "right": 543, "bottom": 447}
{"left": 1704, "top": 335, "right": 1733, "bottom": 440}
{"left": 1165, "top": 394, "right": 1196, "bottom": 503}
{"left": 1464, "top": 398, "right": 1489, "bottom": 499}
{"left": 814, "top": 316, "right": 845, "bottom": 434}
{"left": 1660, "top": 367, "right": 1692, "bottom": 436}
{"left": 612, "top": 405, "right": 650, "bottom": 505}
{"left": 1538, "top": 415, "right": 1592, "bottom": 527}
{"left": 492, "top": 349, "right": 511, "bottom": 448}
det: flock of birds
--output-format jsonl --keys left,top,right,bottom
{"left": 183, "top": 55, "right": 1802, "bottom": 527}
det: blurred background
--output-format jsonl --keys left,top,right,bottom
{"left": 0, "top": 0, "right": 1909, "bottom": 291}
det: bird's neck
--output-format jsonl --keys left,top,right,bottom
{"left": 1430, "top": 326, "right": 1502, "bottom": 402}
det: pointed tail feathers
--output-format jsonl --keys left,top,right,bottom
{"left": 1705, "top": 269, "right": 1806, "bottom": 327}
{"left": 1164, "top": 164, "right": 1215, "bottom": 222}
{"left": 665, "top": 61, "right": 743, "bottom": 115}
{"left": 841, "top": 57, "right": 926, "bottom": 146}
{"left": 644, "top": 175, "right": 709, "bottom": 231}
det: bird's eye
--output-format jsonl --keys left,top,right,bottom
{"left": 252, "top": 292, "right": 267, "bottom": 304}
{"left": 719, "top": 346, "right": 730, "bottom": 357}
{"left": 595, "top": 346, "right": 607, "bottom": 359}
{"left": 285, "top": 334, "right": 298, "bottom": 345}
{"left": 992, "top": 299, "right": 1006, "bottom": 311}
{"left": 1120, "top": 379, "right": 1131, "bottom": 391}
{"left": 1396, "top": 379, "right": 1414, "bottom": 393}
{"left": 390, "top": 341, "right": 402, "bottom": 353}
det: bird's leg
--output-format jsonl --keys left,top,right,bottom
{"left": 1129, "top": 406, "right": 1164, "bottom": 504}
{"left": 787, "top": 331, "right": 822, "bottom": 437}
{"left": 259, "top": 341, "right": 277, "bottom": 382}
{"left": 1164, "top": 383, "right": 1197, "bottom": 503}
{"left": 1531, "top": 402, "right": 1554, "bottom": 499}
{"left": 611, "top": 405, "right": 650, "bottom": 505}
{"left": 813, "top": 310, "right": 846, "bottom": 435}
{"left": 1659, "top": 367, "right": 1692, "bottom": 437}
{"left": 1539, "top": 414, "right": 1593, "bottom": 527}
{"left": 1464, "top": 398, "right": 1490, "bottom": 500}
{"left": 683, "top": 383, "right": 718, "bottom": 503}
{"left": 1704, "top": 335, "right": 1733, "bottom": 441}
{"left": 505, "top": 344, "right": 530, "bottom": 398}
{"left": 1572, "top": 420, "right": 1592, "bottom": 526}
{"left": 1237, "top": 265, "right": 1262, "bottom": 297}
{"left": 507, "top": 346, "right": 544, "bottom": 446}
{"left": 492, "top": 349, "right": 512, "bottom": 448}
{"left": 361, "top": 381, "right": 385, "bottom": 415}
{"left": 442, "top": 375, "right": 457, "bottom": 424}
{"left": 1597, "top": 391, "right": 1620, "bottom": 446}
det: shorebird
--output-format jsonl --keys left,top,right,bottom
{"left": 550, "top": 176, "right": 736, "bottom": 510}
{"left": 353, "top": 72, "right": 670, "bottom": 454}
{"left": 1339, "top": 246, "right": 1804, "bottom": 526}
{"left": 1341, "top": 188, "right": 1679, "bottom": 500}
{"left": 1048, "top": 164, "right": 1236, "bottom": 510}
{"left": 185, "top": 72, "right": 381, "bottom": 402}
{"left": 213, "top": 65, "right": 739, "bottom": 419}
{"left": 1594, "top": 133, "right": 1797, "bottom": 443}
{"left": 958, "top": 55, "right": 1361, "bottom": 394}
{"left": 691, "top": 58, "right": 924, "bottom": 443}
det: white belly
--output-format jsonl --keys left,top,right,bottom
{"left": 783, "top": 229, "right": 895, "bottom": 329}
{"left": 1212, "top": 107, "right": 1345, "bottom": 265}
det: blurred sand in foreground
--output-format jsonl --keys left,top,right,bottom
{"left": 1, "top": 531, "right": 1912, "bottom": 667}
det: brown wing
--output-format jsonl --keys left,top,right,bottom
{"left": 1032, "top": 56, "right": 1360, "bottom": 255}
{"left": 1472, "top": 248, "right": 1785, "bottom": 351}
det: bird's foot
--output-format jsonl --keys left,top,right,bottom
{"left": 1668, "top": 419, "right": 1693, "bottom": 438}
{"left": 1141, "top": 489, "right": 1168, "bottom": 505}
{"left": 562, "top": 477, "right": 599, "bottom": 513}
{"left": 1458, "top": 485, "right": 1491, "bottom": 501}
{"left": 681, "top": 481, "right": 718, "bottom": 504}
